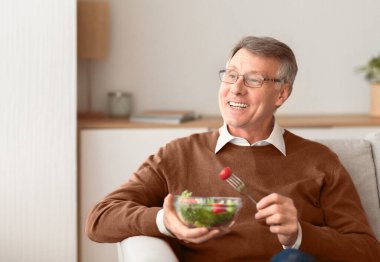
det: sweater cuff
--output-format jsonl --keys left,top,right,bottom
{"left": 282, "top": 222, "right": 302, "bottom": 249}
{"left": 156, "top": 209, "right": 174, "bottom": 237}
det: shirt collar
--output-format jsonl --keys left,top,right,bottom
{"left": 214, "top": 120, "right": 286, "bottom": 156}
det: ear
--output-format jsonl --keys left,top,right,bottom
{"left": 275, "top": 84, "right": 290, "bottom": 107}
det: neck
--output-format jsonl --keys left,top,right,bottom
{"left": 228, "top": 117, "right": 274, "bottom": 144}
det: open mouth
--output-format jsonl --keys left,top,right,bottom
{"left": 228, "top": 101, "right": 248, "bottom": 110}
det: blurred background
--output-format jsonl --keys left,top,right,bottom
{"left": 78, "top": 0, "right": 380, "bottom": 116}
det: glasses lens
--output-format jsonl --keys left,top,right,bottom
{"left": 221, "top": 70, "right": 238, "bottom": 84}
{"left": 245, "top": 74, "right": 263, "bottom": 87}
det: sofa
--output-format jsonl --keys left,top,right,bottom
{"left": 117, "top": 131, "right": 380, "bottom": 262}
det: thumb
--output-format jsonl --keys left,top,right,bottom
{"left": 163, "top": 193, "right": 175, "bottom": 213}
{"left": 162, "top": 193, "right": 179, "bottom": 236}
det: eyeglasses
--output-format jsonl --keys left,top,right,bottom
{"left": 219, "top": 69, "right": 284, "bottom": 88}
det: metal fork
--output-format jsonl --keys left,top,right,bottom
{"left": 225, "top": 173, "right": 257, "bottom": 204}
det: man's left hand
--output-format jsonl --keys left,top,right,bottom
{"left": 255, "top": 193, "right": 298, "bottom": 247}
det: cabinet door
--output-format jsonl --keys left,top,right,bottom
{"left": 80, "top": 128, "right": 208, "bottom": 262}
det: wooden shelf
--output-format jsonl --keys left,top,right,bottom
{"left": 78, "top": 114, "right": 380, "bottom": 129}
{"left": 77, "top": 115, "right": 221, "bottom": 129}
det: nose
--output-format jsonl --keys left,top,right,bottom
{"left": 230, "top": 76, "right": 246, "bottom": 95}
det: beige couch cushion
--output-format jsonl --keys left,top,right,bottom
{"left": 317, "top": 138, "right": 380, "bottom": 241}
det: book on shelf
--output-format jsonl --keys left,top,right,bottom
{"left": 129, "top": 110, "right": 200, "bottom": 124}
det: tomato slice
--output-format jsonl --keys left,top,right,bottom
{"left": 181, "top": 198, "right": 198, "bottom": 204}
{"left": 211, "top": 203, "right": 225, "bottom": 214}
{"left": 219, "top": 166, "right": 231, "bottom": 180}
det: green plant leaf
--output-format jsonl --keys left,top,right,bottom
{"left": 357, "top": 54, "right": 380, "bottom": 83}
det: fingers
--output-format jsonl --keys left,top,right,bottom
{"left": 256, "top": 193, "right": 289, "bottom": 210}
{"left": 185, "top": 229, "right": 225, "bottom": 244}
{"left": 255, "top": 193, "right": 299, "bottom": 246}
{"left": 163, "top": 194, "right": 225, "bottom": 244}
{"left": 255, "top": 193, "right": 296, "bottom": 221}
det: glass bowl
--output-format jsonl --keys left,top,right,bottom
{"left": 174, "top": 195, "right": 242, "bottom": 229}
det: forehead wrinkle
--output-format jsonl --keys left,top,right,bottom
{"left": 227, "top": 49, "right": 280, "bottom": 77}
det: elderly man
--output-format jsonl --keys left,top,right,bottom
{"left": 86, "top": 36, "right": 380, "bottom": 261}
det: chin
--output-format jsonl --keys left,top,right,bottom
{"left": 225, "top": 117, "right": 244, "bottom": 128}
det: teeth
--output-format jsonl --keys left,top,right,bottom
{"left": 229, "top": 101, "right": 248, "bottom": 109}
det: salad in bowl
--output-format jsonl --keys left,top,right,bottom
{"left": 174, "top": 190, "right": 242, "bottom": 229}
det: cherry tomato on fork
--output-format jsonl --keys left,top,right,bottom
{"left": 219, "top": 167, "right": 231, "bottom": 180}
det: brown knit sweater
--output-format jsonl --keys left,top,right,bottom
{"left": 86, "top": 130, "right": 380, "bottom": 261}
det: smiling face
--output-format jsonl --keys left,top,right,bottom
{"left": 218, "top": 48, "right": 290, "bottom": 143}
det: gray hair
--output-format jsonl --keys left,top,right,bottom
{"left": 229, "top": 36, "right": 298, "bottom": 95}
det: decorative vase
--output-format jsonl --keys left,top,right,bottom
{"left": 370, "top": 83, "right": 380, "bottom": 117}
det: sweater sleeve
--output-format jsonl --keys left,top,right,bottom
{"left": 85, "top": 148, "right": 170, "bottom": 243}
{"left": 299, "top": 156, "right": 380, "bottom": 261}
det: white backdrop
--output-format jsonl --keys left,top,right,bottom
{"left": 0, "top": 0, "right": 77, "bottom": 261}
{"left": 78, "top": 0, "right": 380, "bottom": 116}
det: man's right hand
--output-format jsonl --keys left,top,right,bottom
{"left": 163, "top": 193, "right": 228, "bottom": 244}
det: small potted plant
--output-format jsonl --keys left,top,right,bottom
{"left": 358, "top": 55, "right": 380, "bottom": 117}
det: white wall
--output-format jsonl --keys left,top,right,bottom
{"left": 0, "top": 0, "right": 77, "bottom": 261}
{"left": 78, "top": 0, "right": 380, "bottom": 116}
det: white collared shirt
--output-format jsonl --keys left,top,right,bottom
{"left": 215, "top": 120, "right": 286, "bottom": 155}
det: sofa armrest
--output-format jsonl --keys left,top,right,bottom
{"left": 117, "top": 236, "right": 178, "bottom": 262}
{"left": 365, "top": 131, "right": 380, "bottom": 198}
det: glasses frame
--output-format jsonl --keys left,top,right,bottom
{"left": 219, "top": 69, "right": 284, "bottom": 88}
